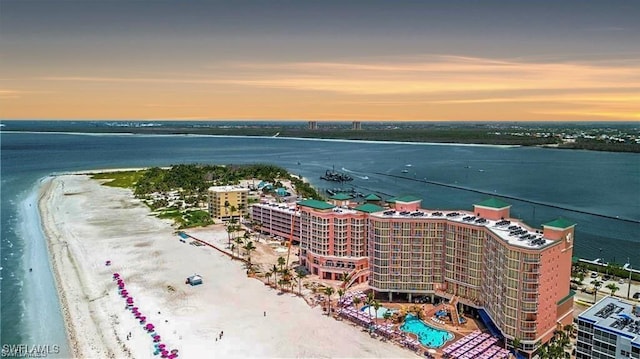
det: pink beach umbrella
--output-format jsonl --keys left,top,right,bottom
{"left": 126, "top": 297, "right": 134, "bottom": 304}
{"left": 132, "top": 306, "right": 138, "bottom": 311}
{"left": 135, "top": 313, "right": 141, "bottom": 319}
{"left": 139, "top": 316, "right": 146, "bottom": 323}
{"left": 145, "top": 323, "right": 155, "bottom": 331}
{"left": 158, "top": 344, "right": 166, "bottom": 350}
{"left": 113, "top": 273, "right": 120, "bottom": 279}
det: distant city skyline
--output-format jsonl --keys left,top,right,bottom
{"left": 1, "top": 1, "right": 639, "bottom": 121}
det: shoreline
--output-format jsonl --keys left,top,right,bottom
{"left": 39, "top": 174, "right": 415, "bottom": 358}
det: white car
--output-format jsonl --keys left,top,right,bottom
{"left": 618, "top": 278, "right": 625, "bottom": 284}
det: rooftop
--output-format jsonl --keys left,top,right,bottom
{"left": 208, "top": 185, "right": 249, "bottom": 192}
{"left": 579, "top": 296, "right": 640, "bottom": 347}
{"left": 297, "top": 199, "right": 335, "bottom": 210}
{"left": 369, "top": 209, "right": 552, "bottom": 250}
{"left": 354, "top": 203, "right": 385, "bottom": 213}
{"left": 543, "top": 217, "right": 576, "bottom": 229}
{"left": 364, "top": 193, "right": 382, "bottom": 201}
{"left": 330, "top": 193, "right": 352, "bottom": 200}
{"left": 387, "top": 195, "right": 422, "bottom": 203}
{"left": 474, "top": 198, "right": 510, "bottom": 209}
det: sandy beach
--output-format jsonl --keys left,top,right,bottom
{"left": 40, "top": 174, "right": 415, "bottom": 358}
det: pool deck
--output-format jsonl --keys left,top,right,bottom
{"left": 377, "top": 301, "right": 488, "bottom": 358}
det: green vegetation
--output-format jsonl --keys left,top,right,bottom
{"left": 134, "top": 163, "right": 321, "bottom": 200}
{"left": 93, "top": 164, "right": 321, "bottom": 229}
{"left": 90, "top": 170, "right": 147, "bottom": 188}
{"left": 572, "top": 261, "right": 640, "bottom": 282}
{"left": 156, "top": 209, "right": 213, "bottom": 229}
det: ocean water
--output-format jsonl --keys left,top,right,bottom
{"left": 1, "top": 123, "right": 639, "bottom": 351}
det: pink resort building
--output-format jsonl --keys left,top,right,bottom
{"left": 251, "top": 194, "right": 575, "bottom": 356}
{"left": 251, "top": 202, "right": 301, "bottom": 242}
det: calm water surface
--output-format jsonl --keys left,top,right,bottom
{"left": 1, "top": 128, "right": 638, "bottom": 350}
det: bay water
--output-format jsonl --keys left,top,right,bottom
{"left": 1, "top": 125, "right": 638, "bottom": 352}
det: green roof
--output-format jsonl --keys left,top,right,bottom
{"left": 392, "top": 195, "right": 422, "bottom": 203}
{"left": 297, "top": 199, "right": 335, "bottom": 210}
{"left": 475, "top": 198, "right": 510, "bottom": 209}
{"left": 543, "top": 218, "right": 576, "bottom": 229}
{"left": 354, "top": 203, "right": 385, "bottom": 213}
{"left": 557, "top": 290, "right": 576, "bottom": 305}
{"left": 364, "top": 193, "right": 382, "bottom": 201}
{"left": 330, "top": 193, "right": 352, "bottom": 200}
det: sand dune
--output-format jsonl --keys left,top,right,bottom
{"left": 41, "top": 174, "right": 415, "bottom": 358}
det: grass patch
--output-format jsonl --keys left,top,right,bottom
{"left": 91, "top": 170, "right": 147, "bottom": 188}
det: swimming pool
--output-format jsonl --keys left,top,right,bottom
{"left": 360, "top": 305, "right": 393, "bottom": 318}
{"left": 400, "top": 314, "right": 454, "bottom": 348}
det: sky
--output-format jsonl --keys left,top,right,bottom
{"left": 1, "top": 0, "right": 639, "bottom": 121}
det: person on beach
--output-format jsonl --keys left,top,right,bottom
{"left": 264, "top": 311, "right": 266, "bottom": 317}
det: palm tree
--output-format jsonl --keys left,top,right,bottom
{"left": 238, "top": 203, "right": 246, "bottom": 220}
{"left": 606, "top": 283, "right": 619, "bottom": 296}
{"left": 337, "top": 288, "right": 345, "bottom": 304}
{"left": 296, "top": 270, "right": 307, "bottom": 295}
{"left": 512, "top": 337, "right": 522, "bottom": 355}
{"left": 234, "top": 237, "right": 243, "bottom": 256}
{"left": 277, "top": 256, "right": 286, "bottom": 271}
{"left": 341, "top": 271, "right": 351, "bottom": 289}
{"left": 280, "top": 268, "right": 292, "bottom": 290}
{"left": 265, "top": 270, "right": 272, "bottom": 285}
{"left": 373, "top": 300, "right": 381, "bottom": 322}
{"left": 229, "top": 205, "right": 237, "bottom": 221}
{"left": 353, "top": 297, "right": 361, "bottom": 310}
{"left": 591, "top": 280, "right": 603, "bottom": 302}
{"left": 224, "top": 200, "right": 230, "bottom": 217}
{"left": 382, "top": 310, "right": 392, "bottom": 326}
{"left": 365, "top": 293, "right": 375, "bottom": 323}
{"left": 243, "top": 241, "right": 256, "bottom": 261}
{"left": 323, "top": 286, "right": 335, "bottom": 316}
{"left": 271, "top": 264, "right": 279, "bottom": 288}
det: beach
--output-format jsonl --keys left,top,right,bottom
{"left": 40, "top": 174, "right": 415, "bottom": 358}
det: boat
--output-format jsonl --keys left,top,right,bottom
{"left": 401, "top": 169, "right": 409, "bottom": 173}
{"left": 320, "top": 169, "right": 353, "bottom": 182}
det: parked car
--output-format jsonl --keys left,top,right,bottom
{"left": 618, "top": 278, "right": 625, "bottom": 284}
{"left": 584, "top": 287, "right": 596, "bottom": 294}
{"left": 603, "top": 275, "right": 611, "bottom": 281}
{"left": 633, "top": 292, "right": 640, "bottom": 299}
{"left": 590, "top": 272, "right": 598, "bottom": 278}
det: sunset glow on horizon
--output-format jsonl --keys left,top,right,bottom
{"left": 2, "top": 1, "right": 639, "bottom": 121}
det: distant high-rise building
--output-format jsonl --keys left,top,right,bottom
{"left": 576, "top": 296, "right": 640, "bottom": 359}
{"left": 352, "top": 121, "right": 362, "bottom": 130}
{"left": 308, "top": 121, "right": 318, "bottom": 130}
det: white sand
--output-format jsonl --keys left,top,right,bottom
{"left": 41, "top": 175, "right": 416, "bottom": 359}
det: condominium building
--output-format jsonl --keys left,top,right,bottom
{"left": 207, "top": 185, "right": 249, "bottom": 221}
{"left": 297, "top": 199, "right": 383, "bottom": 285}
{"left": 576, "top": 296, "right": 640, "bottom": 359}
{"left": 252, "top": 195, "right": 575, "bottom": 356}
{"left": 251, "top": 202, "right": 301, "bottom": 242}
{"left": 368, "top": 197, "right": 574, "bottom": 356}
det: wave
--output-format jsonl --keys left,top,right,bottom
{"left": 340, "top": 167, "right": 369, "bottom": 180}
{"left": 19, "top": 178, "right": 70, "bottom": 356}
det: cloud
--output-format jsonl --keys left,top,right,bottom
{"left": 32, "top": 54, "right": 640, "bottom": 120}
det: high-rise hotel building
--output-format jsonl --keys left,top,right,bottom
{"left": 252, "top": 195, "right": 575, "bottom": 356}
{"left": 368, "top": 196, "right": 575, "bottom": 355}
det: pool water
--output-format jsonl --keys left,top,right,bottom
{"left": 360, "top": 305, "right": 393, "bottom": 318}
{"left": 400, "top": 314, "right": 454, "bottom": 348}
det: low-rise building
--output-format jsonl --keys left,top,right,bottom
{"left": 208, "top": 185, "right": 249, "bottom": 221}
{"left": 576, "top": 296, "right": 640, "bottom": 359}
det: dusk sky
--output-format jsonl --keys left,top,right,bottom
{"left": 2, "top": 0, "right": 639, "bottom": 121}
